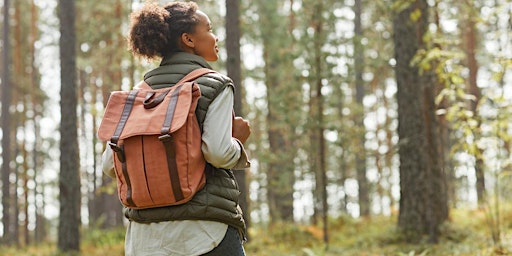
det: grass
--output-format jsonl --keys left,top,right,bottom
{"left": 1, "top": 207, "right": 511, "bottom": 255}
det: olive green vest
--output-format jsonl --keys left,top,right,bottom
{"left": 123, "top": 52, "right": 246, "bottom": 240}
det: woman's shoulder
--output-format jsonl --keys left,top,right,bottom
{"left": 199, "top": 71, "right": 233, "bottom": 87}
{"left": 195, "top": 71, "right": 233, "bottom": 102}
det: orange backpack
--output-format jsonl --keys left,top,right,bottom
{"left": 97, "top": 68, "right": 214, "bottom": 209}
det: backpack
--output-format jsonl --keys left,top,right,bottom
{"left": 97, "top": 68, "right": 215, "bottom": 209}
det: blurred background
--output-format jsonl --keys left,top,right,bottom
{"left": 0, "top": 0, "right": 511, "bottom": 255}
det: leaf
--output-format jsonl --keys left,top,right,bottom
{"left": 450, "top": 75, "right": 465, "bottom": 85}
{"left": 391, "top": 0, "right": 416, "bottom": 13}
{"left": 410, "top": 8, "right": 422, "bottom": 22}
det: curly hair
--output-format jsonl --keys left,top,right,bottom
{"left": 127, "top": 1, "right": 199, "bottom": 59}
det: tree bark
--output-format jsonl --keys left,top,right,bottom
{"left": 461, "top": 6, "right": 485, "bottom": 206}
{"left": 257, "top": 0, "right": 296, "bottom": 222}
{"left": 1, "top": 0, "right": 13, "bottom": 245}
{"left": 354, "top": 0, "right": 370, "bottom": 217}
{"left": 58, "top": 0, "right": 81, "bottom": 252}
{"left": 393, "top": 0, "right": 448, "bottom": 243}
{"left": 225, "top": 0, "right": 251, "bottom": 236}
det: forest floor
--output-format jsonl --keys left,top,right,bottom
{"left": 2, "top": 207, "right": 512, "bottom": 256}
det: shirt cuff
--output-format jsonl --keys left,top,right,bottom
{"left": 232, "top": 138, "right": 251, "bottom": 170}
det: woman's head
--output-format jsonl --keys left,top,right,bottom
{"left": 127, "top": 1, "right": 218, "bottom": 61}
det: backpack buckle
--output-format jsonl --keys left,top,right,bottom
{"left": 158, "top": 134, "right": 173, "bottom": 142}
{"left": 109, "top": 142, "right": 126, "bottom": 163}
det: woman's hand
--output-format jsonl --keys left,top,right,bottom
{"left": 232, "top": 116, "right": 251, "bottom": 144}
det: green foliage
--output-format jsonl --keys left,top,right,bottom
{"left": 81, "top": 227, "right": 125, "bottom": 248}
{"left": 243, "top": 209, "right": 512, "bottom": 255}
{"left": 391, "top": 0, "right": 417, "bottom": 14}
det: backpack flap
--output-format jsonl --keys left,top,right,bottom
{"left": 97, "top": 82, "right": 200, "bottom": 142}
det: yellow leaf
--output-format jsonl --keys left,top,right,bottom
{"left": 410, "top": 8, "right": 422, "bottom": 22}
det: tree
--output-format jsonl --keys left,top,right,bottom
{"left": 353, "top": 0, "right": 370, "bottom": 217}
{"left": 75, "top": 0, "right": 126, "bottom": 229}
{"left": 393, "top": 0, "right": 448, "bottom": 243}
{"left": 254, "top": 0, "right": 297, "bottom": 222}
{"left": 58, "top": 0, "right": 81, "bottom": 252}
{"left": 302, "top": 0, "right": 330, "bottom": 243}
{"left": 225, "top": 0, "right": 251, "bottom": 234}
{"left": 460, "top": 1, "right": 485, "bottom": 206}
{"left": 1, "top": 0, "right": 14, "bottom": 245}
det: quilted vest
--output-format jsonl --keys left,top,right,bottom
{"left": 123, "top": 52, "right": 246, "bottom": 239}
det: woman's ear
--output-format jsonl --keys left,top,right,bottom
{"left": 181, "top": 33, "right": 195, "bottom": 48}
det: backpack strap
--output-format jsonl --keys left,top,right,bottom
{"left": 159, "top": 68, "right": 215, "bottom": 134}
{"left": 136, "top": 68, "right": 215, "bottom": 90}
{"left": 175, "top": 68, "right": 216, "bottom": 85}
{"left": 134, "top": 80, "right": 151, "bottom": 90}
{"left": 108, "top": 90, "right": 139, "bottom": 207}
{"left": 158, "top": 68, "right": 215, "bottom": 202}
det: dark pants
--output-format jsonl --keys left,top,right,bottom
{"left": 201, "top": 226, "right": 245, "bottom": 256}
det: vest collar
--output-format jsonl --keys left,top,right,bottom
{"left": 160, "top": 52, "right": 213, "bottom": 69}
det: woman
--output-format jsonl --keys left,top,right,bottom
{"left": 104, "top": 1, "right": 251, "bottom": 255}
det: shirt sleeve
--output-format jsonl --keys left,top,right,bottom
{"left": 101, "top": 146, "right": 116, "bottom": 178}
{"left": 201, "top": 87, "right": 250, "bottom": 170}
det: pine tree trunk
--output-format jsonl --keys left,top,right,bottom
{"left": 1, "top": 0, "right": 13, "bottom": 245}
{"left": 225, "top": 0, "right": 250, "bottom": 235}
{"left": 353, "top": 0, "right": 370, "bottom": 217}
{"left": 307, "top": 0, "right": 329, "bottom": 243}
{"left": 29, "top": 0, "right": 42, "bottom": 244}
{"left": 393, "top": 0, "right": 448, "bottom": 243}
{"left": 58, "top": 0, "right": 81, "bottom": 251}
{"left": 461, "top": 8, "right": 485, "bottom": 206}
{"left": 257, "top": 0, "right": 295, "bottom": 222}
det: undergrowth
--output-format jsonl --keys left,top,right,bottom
{"left": 1, "top": 207, "right": 511, "bottom": 255}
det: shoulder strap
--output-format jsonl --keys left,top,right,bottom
{"left": 175, "top": 68, "right": 215, "bottom": 85}
{"left": 159, "top": 68, "right": 215, "bottom": 135}
{"left": 136, "top": 68, "right": 215, "bottom": 90}
{"left": 134, "top": 80, "right": 151, "bottom": 90}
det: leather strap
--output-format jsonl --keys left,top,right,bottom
{"left": 108, "top": 90, "right": 138, "bottom": 208}
{"left": 159, "top": 135, "right": 184, "bottom": 202}
{"left": 143, "top": 89, "right": 171, "bottom": 109}
{"left": 161, "top": 85, "right": 183, "bottom": 134}
{"left": 120, "top": 144, "right": 136, "bottom": 207}
{"left": 110, "top": 90, "right": 139, "bottom": 145}
{"left": 158, "top": 68, "right": 215, "bottom": 202}
{"left": 161, "top": 68, "right": 215, "bottom": 134}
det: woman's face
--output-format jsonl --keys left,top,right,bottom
{"left": 185, "top": 11, "right": 218, "bottom": 62}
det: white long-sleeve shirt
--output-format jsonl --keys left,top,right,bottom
{"left": 201, "top": 87, "right": 250, "bottom": 170}
{"left": 102, "top": 86, "right": 249, "bottom": 256}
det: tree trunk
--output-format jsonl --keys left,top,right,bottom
{"left": 393, "top": 0, "right": 448, "bottom": 243}
{"left": 30, "top": 0, "right": 43, "bottom": 244}
{"left": 461, "top": 7, "right": 485, "bottom": 206}
{"left": 353, "top": 0, "right": 370, "bottom": 217}
{"left": 12, "top": 0, "right": 23, "bottom": 244}
{"left": 307, "top": 0, "right": 329, "bottom": 243}
{"left": 58, "top": 0, "right": 81, "bottom": 252}
{"left": 1, "top": 0, "right": 13, "bottom": 245}
{"left": 22, "top": 133, "right": 30, "bottom": 245}
{"left": 225, "top": 0, "right": 250, "bottom": 236}
{"left": 431, "top": 0, "right": 456, "bottom": 209}
{"left": 257, "top": 0, "right": 296, "bottom": 222}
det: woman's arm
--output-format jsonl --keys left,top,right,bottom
{"left": 201, "top": 87, "right": 250, "bottom": 169}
